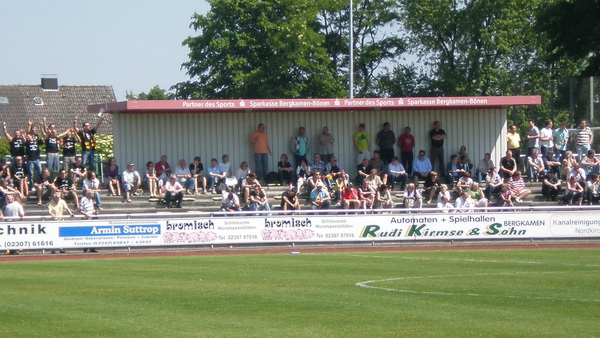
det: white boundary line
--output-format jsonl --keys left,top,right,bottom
{"left": 356, "top": 271, "right": 600, "bottom": 303}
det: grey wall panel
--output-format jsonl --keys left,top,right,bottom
{"left": 112, "top": 108, "right": 507, "bottom": 179}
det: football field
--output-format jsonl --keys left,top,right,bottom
{"left": 1, "top": 247, "right": 599, "bottom": 336}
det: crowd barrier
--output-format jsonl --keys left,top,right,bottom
{"left": 2, "top": 206, "right": 600, "bottom": 252}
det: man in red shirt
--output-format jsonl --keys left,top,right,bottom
{"left": 341, "top": 183, "right": 362, "bottom": 210}
{"left": 397, "top": 126, "right": 415, "bottom": 175}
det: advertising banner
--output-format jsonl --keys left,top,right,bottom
{"left": 1, "top": 211, "right": 599, "bottom": 251}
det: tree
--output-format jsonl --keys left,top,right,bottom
{"left": 126, "top": 85, "right": 172, "bottom": 100}
{"left": 537, "top": 0, "right": 600, "bottom": 77}
{"left": 174, "top": 0, "right": 345, "bottom": 99}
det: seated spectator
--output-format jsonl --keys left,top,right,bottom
{"left": 295, "top": 159, "right": 311, "bottom": 194}
{"left": 403, "top": 183, "right": 422, "bottom": 209}
{"left": 508, "top": 171, "right": 531, "bottom": 203}
{"left": 543, "top": 151, "right": 562, "bottom": 179}
{"left": 412, "top": 150, "right": 432, "bottom": 185}
{"left": 458, "top": 155, "right": 473, "bottom": 175}
{"left": 104, "top": 158, "right": 121, "bottom": 196}
{"left": 586, "top": 174, "right": 600, "bottom": 205}
{"left": 456, "top": 145, "right": 472, "bottom": 165}
{"left": 387, "top": 157, "right": 408, "bottom": 191}
{"left": 541, "top": 170, "right": 562, "bottom": 202}
{"left": 498, "top": 184, "right": 515, "bottom": 208}
{"left": 324, "top": 156, "right": 345, "bottom": 190}
{"left": 341, "top": 183, "right": 361, "bottom": 210}
{"left": 219, "top": 154, "right": 233, "bottom": 182}
{"left": 356, "top": 158, "right": 371, "bottom": 187}
{"left": 562, "top": 176, "right": 584, "bottom": 205}
{"left": 436, "top": 184, "right": 451, "bottom": 204}
{"left": 242, "top": 173, "right": 261, "bottom": 205}
{"left": 281, "top": 188, "right": 301, "bottom": 211}
{"left": 455, "top": 171, "right": 473, "bottom": 195}
{"left": 207, "top": 158, "right": 223, "bottom": 193}
{"left": 82, "top": 171, "right": 102, "bottom": 211}
{"left": 0, "top": 160, "right": 11, "bottom": 186}
{"left": 190, "top": 156, "right": 208, "bottom": 194}
{"left": 250, "top": 185, "right": 271, "bottom": 214}
{"left": 484, "top": 167, "right": 503, "bottom": 200}
{"left": 527, "top": 148, "right": 545, "bottom": 182}
{"left": 561, "top": 151, "right": 577, "bottom": 178}
{"left": 567, "top": 162, "right": 587, "bottom": 185}
{"left": 277, "top": 154, "right": 294, "bottom": 185}
{"left": 330, "top": 171, "right": 348, "bottom": 206}
{"left": 368, "top": 151, "right": 388, "bottom": 184}
{"left": 0, "top": 178, "right": 22, "bottom": 209}
{"left": 307, "top": 171, "right": 326, "bottom": 192}
{"left": 55, "top": 169, "right": 79, "bottom": 209}
{"left": 235, "top": 161, "right": 251, "bottom": 191}
{"left": 48, "top": 191, "right": 74, "bottom": 220}
{"left": 500, "top": 150, "right": 517, "bottom": 180}
{"left": 475, "top": 153, "right": 494, "bottom": 184}
{"left": 309, "top": 154, "right": 326, "bottom": 175}
{"left": 155, "top": 155, "right": 171, "bottom": 182}
{"left": 310, "top": 183, "right": 331, "bottom": 211}
{"left": 121, "top": 163, "right": 141, "bottom": 203}
{"left": 365, "top": 168, "right": 384, "bottom": 191}
{"left": 436, "top": 195, "right": 454, "bottom": 213}
{"left": 144, "top": 161, "right": 160, "bottom": 198}
{"left": 34, "top": 167, "right": 56, "bottom": 206}
{"left": 69, "top": 156, "right": 87, "bottom": 188}
{"left": 445, "top": 154, "right": 464, "bottom": 188}
{"left": 10, "top": 156, "right": 29, "bottom": 198}
{"left": 221, "top": 191, "right": 241, "bottom": 212}
{"left": 359, "top": 180, "right": 375, "bottom": 210}
{"left": 424, "top": 171, "right": 441, "bottom": 204}
{"left": 375, "top": 184, "right": 393, "bottom": 210}
{"left": 173, "top": 159, "right": 195, "bottom": 195}
{"left": 581, "top": 149, "right": 600, "bottom": 176}
{"left": 466, "top": 182, "right": 488, "bottom": 209}
{"left": 163, "top": 174, "right": 184, "bottom": 208}
{"left": 79, "top": 190, "right": 99, "bottom": 219}
{"left": 455, "top": 190, "right": 475, "bottom": 212}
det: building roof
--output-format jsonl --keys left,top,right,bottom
{"left": 88, "top": 95, "right": 541, "bottom": 115}
{"left": 0, "top": 82, "right": 115, "bottom": 133}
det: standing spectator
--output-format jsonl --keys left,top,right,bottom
{"left": 526, "top": 119, "right": 540, "bottom": 157}
{"left": 403, "top": 183, "right": 423, "bottom": 209}
{"left": 541, "top": 170, "right": 562, "bottom": 202}
{"left": 2, "top": 122, "right": 26, "bottom": 163}
{"left": 144, "top": 161, "right": 160, "bottom": 198}
{"left": 190, "top": 157, "right": 207, "bottom": 194}
{"left": 413, "top": 150, "right": 432, "bottom": 185}
{"left": 310, "top": 183, "right": 331, "bottom": 211}
{"left": 250, "top": 123, "right": 271, "bottom": 180}
{"left": 104, "top": 158, "right": 121, "bottom": 196}
{"left": 376, "top": 122, "right": 396, "bottom": 165}
{"left": 500, "top": 150, "right": 517, "bottom": 180}
{"left": 507, "top": 125, "right": 522, "bottom": 168}
{"left": 318, "top": 126, "right": 335, "bottom": 164}
{"left": 475, "top": 153, "right": 494, "bottom": 184}
{"left": 62, "top": 129, "right": 80, "bottom": 171}
{"left": 34, "top": 167, "right": 56, "bottom": 206}
{"left": 292, "top": 126, "right": 309, "bottom": 168}
{"left": 553, "top": 122, "right": 569, "bottom": 161}
{"left": 173, "top": 159, "right": 195, "bottom": 195}
{"left": 48, "top": 192, "right": 74, "bottom": 221}
{"left": 429, "top": 121, "right": 447, "bottom": 177}
{"left": 387, "top": 157, "right": 408, "bottom": 191}
{"left": 277, "top": 154, "right": 294, "bottom": 186}
{"left": 82, "top": 171, "right": 102, "bottom": 210}
{"left": 75, "top": 114, "right": 105, "bottom": 170}
{"left": 25, "top": 131, "right": 43, "bottom": 189}
{"left": 353, "top": 123, "right": 371, "bottom": 164}
{"left": 155, "top": 155, "right": 171, "bottom": 182}
{"left": 575, "top": 120, "right": 593, "bottom": 163}
{"left": 69, "top": 156, "right": 87, "bottom": 187}
{"left": 281, "top": 188, "right": 301, "bottom": 212}
{"left": 55, "top": 169, "right": 79, "bottom": 209}
{"left": 121, "top": 163, "right": 141, "bottom": 202}
{"left": 397, "top": 127, "right": 415, "bottom": 175}
{"left": 163, "top": 174, "right": 184, "bottom": 208}
{"left": 539, "top": 120, "right": 554, "bottom": 157}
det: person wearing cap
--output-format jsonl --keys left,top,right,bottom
{"left": 121, "top": 162, "right": 141, "bottom": 203}
{"left": 310, "top": 183, "right": 331, "bottom": 210}
{"left": 341, "top": 182, "right": 361, "bottom": 210}
{"left": 163, "top": 174, "right": 184, "bottom": 208}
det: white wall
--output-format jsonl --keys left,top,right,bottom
{"left": 112, "top": 108, "right": 507, "bottom": 178}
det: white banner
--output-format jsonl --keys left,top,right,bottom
{"left": 1, "top": 211, "right": 600, "bottom": 251}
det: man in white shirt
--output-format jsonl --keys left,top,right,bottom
{"left": 455, "top": 191, "right": 475, "bottom": 212}
{"left": 173, "top": 159, "right": 196, "bottom": 194}
{"left": 121, "top": 163, "right": 141, "bottom": 203}
{"left": 163, "top": 175, "right": 184, "bottom": 208}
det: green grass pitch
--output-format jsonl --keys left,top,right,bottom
{"left": 1, "top": 248, "right": 599, "bottom": 337}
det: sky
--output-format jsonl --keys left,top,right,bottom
{"left": 1, "top": 1, "right": 210, "bottom": 101}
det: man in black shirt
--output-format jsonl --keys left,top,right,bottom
{"left": 54, "top": 169, "right": 79, "bottom": 209}
{"left": 76, "top": 115, "right": 105, "bottom": 171}
{"left": 3, "top": 122, "right": 26, "bottom": 163}
{"left": 25, "top": 132, "right": 44, "bottom": 189}
{"left": 62, "top": 129, "right": 80, "bottom": 171}
{"left": 429, "top": 121, "right": 447, "bottom": 177}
